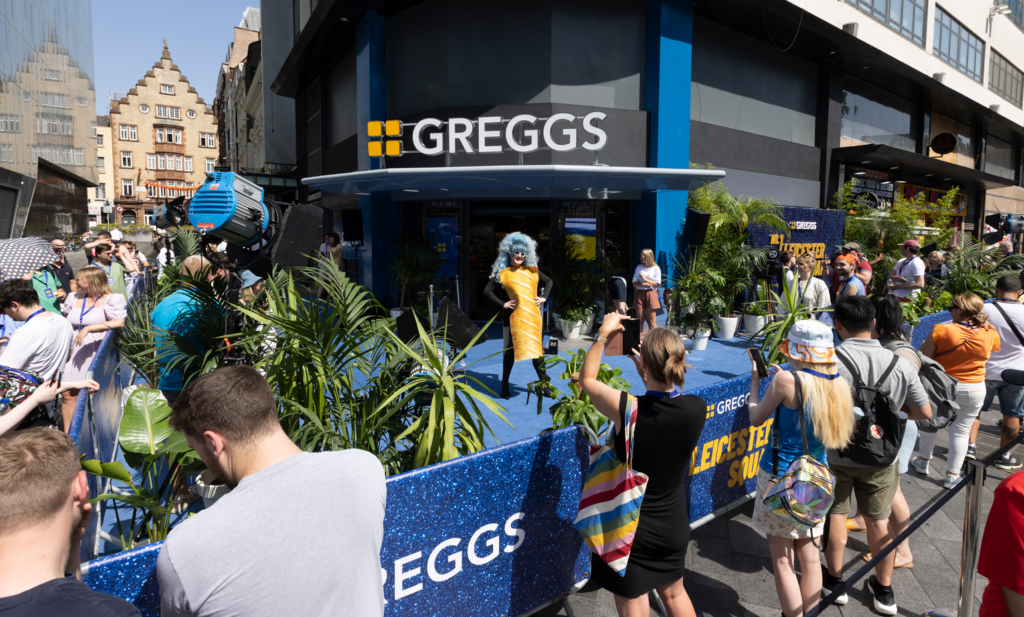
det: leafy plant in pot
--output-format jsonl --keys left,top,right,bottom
{"left": 747, "top": 276, "right": 824, "bottom": 366}
{"left": 742, "top": 280, "right": 772, "bottom": 336}
{"left": 669, "top": 257, "right": 724, "bottom": 350}
{"left": 525, "top": 348, "right": 632, "bottom": 438}
{"left": 391, "top": 235, "right": 443, "bottom": 315}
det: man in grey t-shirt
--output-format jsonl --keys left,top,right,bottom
{"left": 822, "top": 296, "right": 931, "bottom": 617}
{"left": 156, "top": 366, "right": 387, "bottom": 617}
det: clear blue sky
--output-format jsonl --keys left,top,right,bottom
{"left": 92, "top": 0, "right": 259, "bottom": 112}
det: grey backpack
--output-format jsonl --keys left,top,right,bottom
{"left": 884, "top": 340, "right": 959, "bottom": 433}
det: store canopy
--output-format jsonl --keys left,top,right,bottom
{"left": 303, "top": 165, "right": 726, "bottom": 201}
{"left": 832, "top": 144, "right": 1015, "bottom": 192}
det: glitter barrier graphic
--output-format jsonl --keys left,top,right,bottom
{"left": 83, "top": 372, "right": 802, "bottom": 616}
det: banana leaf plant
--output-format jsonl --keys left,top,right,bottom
{"left": 82, "top": 389, "right": 203, "bottom": 550}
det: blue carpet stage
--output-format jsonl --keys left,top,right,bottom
{"left": 464, "top": 320, "right": 756, "bottom": 449}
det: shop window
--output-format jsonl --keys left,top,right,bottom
{"left": 990, "top": 51, "right": 1023, "bottom": 109}
{"left": 985, "top": 136, "right": 1018, "bottom": 181}
{"left": 929, "top": 113, "right": 975, "bottom": 168}
{"left": 1003, "top": 0, "right": 1024, "bottom": 33}
{"left": 840, "top": 77, "right": 918, "bottom": 152}
{"left": 933, "top": 7, "right": 984, "bottom": 83}
{"left": 691, "top": 18, "right": 816, "bottom": 147}
{"left": 844, "top": 0, "right": 925, "bottom": 46}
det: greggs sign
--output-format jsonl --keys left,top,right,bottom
{"left": 367, "top": 113, "right": 609, "bottom": 158}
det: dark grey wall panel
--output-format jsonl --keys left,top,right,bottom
{"left": 690, "top": 120, "right": 820, "bottom": 182}
{"left": 260, "top": 0, "right": 297, "bottom": 165}
{"left": 387, "top": 0, "right": 644, "bottom": 118}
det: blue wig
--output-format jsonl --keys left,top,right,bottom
{"left": 490, "top": 232, "right": 538, "bottom": 282}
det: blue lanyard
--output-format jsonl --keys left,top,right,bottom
{"left": 838, "top": 277, "right": 851, "bottom": 296}
{"left": 801, "top": 368, "right": 841, "bottom": 380}
{"left": 24, "top": 308, "right": 46, "bottom": 324}
{"left": 645, "top": 389, "right": 680, "bottom": 398}
{"left": 957, "top": 321, "right": 977, "bottom": 328}
{"left": 97, "top": 262, "right": 111, "bottom": 276}
{"left": 33, "top": 271, "right": 49, "bottom": 286}
{"left": 80, "top": 294, "right": 104, "bottom": 323}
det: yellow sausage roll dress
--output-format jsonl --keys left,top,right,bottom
{"left": 499, "top": 266, "right": 543, "bottom": 361}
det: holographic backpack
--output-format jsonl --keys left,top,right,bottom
{"left": 762, "top": 371, "right": 837, "bottom": 530}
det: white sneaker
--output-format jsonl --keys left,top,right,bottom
{"left": 943, "top": 473, "right": 961, "bottom": 490}
{"left": 910, "top": 456, "right": 930, "bottom": 476}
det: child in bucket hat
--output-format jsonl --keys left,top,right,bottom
{"left": 745, "top": 320, "right": 857, "bottom": 615}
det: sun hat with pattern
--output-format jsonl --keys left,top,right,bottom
{"left": 780, "top": 320, "right": 836, "bottom": 363}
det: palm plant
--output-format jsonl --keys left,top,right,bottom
{"left": 525, "top": 349, "right": 631, "bottom": 438}
{"left": 706, "top": 193, "right": 789, "bottom": 239}
{"left": 939, "top": 236, "right": 1024, "bottom": 297}
{"left": 392, "top": 235, "right": 444, "bottom": 310}
{"left": 748, "top": 275, "right": 824, "bottom": 366}
{"left": 694, "top": 237, "right": 769, "bottom": 315}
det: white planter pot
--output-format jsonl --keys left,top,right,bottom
{"left": 692, "top": 329, "right": 711, "bottom": 350}
{"left": 560, "top": 319, "right": 582, "bottom": 339}
{"left": 196, "top": 471, "right": 231, "bottom": 508}
{"left": 743, "top": 314, "right": 766, "bottom": 335}
{"left": 581, "top": 313, "right": 595, "bottom": 335}
{"left": 713, "top": 316, "right": 739, "bottom": 340}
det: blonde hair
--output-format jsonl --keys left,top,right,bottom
{"left": 77, "top": 266, "right": 112, "bottom": 296}
{"left": 951, "top": 293, "right": 988, "bottom": 327}
{"left": 927, "top": 250, "right": 945, "bottom": 264}
{"left": 787, "top": 359, "right": 856, "bottom": 451}
{"left": 640, "top": 327, "right": 690, "bottom": 388}
{"left": 640, "top": 248, "right": 655, "bottom": 268}
{"left": 796, "top": 253, "right": 817, "bottom": 268}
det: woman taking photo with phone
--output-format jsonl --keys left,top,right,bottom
{"left": 632, "top": 248, "right": 661, "bottom": 332}
{"left": 747, "top": 320, "right": 856, "bottom": 617}
{"left": 579, "top": 314, "right": 706, "bottom": 617}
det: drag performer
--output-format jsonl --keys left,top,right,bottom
{"left": 484, "top": 232, "right": 552, "bottom": 400}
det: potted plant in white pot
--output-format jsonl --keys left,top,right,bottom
{"left": 743, "top": 281, "right": 771, "bottom": 336}
{"left": 561, "top": 307, "right": 587, "bottom": 340}
{"left": 390, "top": 236, "right": 443, "bottom": 318}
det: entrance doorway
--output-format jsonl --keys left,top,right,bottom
{"left": 466, "top": 203, "right": 552, "bottom": 320}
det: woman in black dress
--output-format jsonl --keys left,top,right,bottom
{"left": 579, "top": 313, "right": 706, "bottom": 617}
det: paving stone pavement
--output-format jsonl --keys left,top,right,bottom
{"left": 543, "top": 401, "right": 1019, "bottom": 617}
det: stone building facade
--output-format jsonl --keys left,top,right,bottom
{"left": 109, "top": 42, "right": 217, "bottom": 225}
{"left": 87, "top": 115, "right": 112, "bottom": 225}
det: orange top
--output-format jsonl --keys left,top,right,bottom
{"left": 930, "top": 323, "right": 1001, "bottom": 383}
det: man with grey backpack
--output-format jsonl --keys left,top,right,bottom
{"left": 823, "top": 296, "right": 932, "bottom": 616}
{"left": 977, "top": 275, "right": 1024, "bottom": 470}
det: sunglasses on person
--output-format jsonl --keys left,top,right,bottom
{"left": 512, "top": 251, "right": 526, "bottom": 257}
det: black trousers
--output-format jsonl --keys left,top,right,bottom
{"left": 501, "top": 326, "right": 546, "bottom": 388}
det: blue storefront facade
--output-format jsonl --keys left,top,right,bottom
{"left": 269, "top": 0, "right": 1024, "bottom": 313}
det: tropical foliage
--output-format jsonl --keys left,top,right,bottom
{"left": 526, "top": 349, "right": 631, "bottom": 438}
{"left": 548, "top": 234, "right": 603, "bottom": 322}
{"left": 748, "top": 276, "right": 824, "bottom": 366}
{"left": 392, "top": 235, "right": 443, "bottom": 309}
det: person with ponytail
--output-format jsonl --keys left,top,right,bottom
{"left": 579, "top": 314, "right": 705, "bottom": 617}
{"left": 747, "top": 319, "right": 856, "bottom": 617}
{"left": 916, "top": 293, "right": 1000, "bottom": 489}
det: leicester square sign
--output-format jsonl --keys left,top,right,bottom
{"left": 367, "top": 113, "right": 609, "bottom": 158}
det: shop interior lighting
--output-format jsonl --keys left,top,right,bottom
{"left": 853, "top": 171, "right": 866, "bottom": 176}
{"left": 861, "top": 160, "right": 871, "bottom": 164}
{"left": 896, "top": 180, "right": 906, "bottom": 184}
{"left": 943, "top": 178, "right": 952, "bottom": 181}
{"left": 403, "top": 189, "right": 419, "bottom": 192}
{"left": 890, "top": 166, "right": 899, "bottom": 170}
{"left": 925, "top": 174, "right": 933, "bottom": 177}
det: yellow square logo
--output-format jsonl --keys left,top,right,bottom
{"left": 367, "top": 121, "right": 383, "bottom": 138}
{"left": 367, "top": 141, "right": 383, "bottom": 157}
{"left": 385, "top": 120, "right": 403, "bottom": 137}
{"left": 385, "top": 140, "right": 403, "bottom": 157}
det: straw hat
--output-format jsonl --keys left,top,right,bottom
{"left": 780, "top": 320, "right": 836, "bottom": 363}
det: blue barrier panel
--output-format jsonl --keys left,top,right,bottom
{"left": 912, "top": 311, "right": 951, "bottom": 349}
{"left": 86, "top": 427, "right": 592, "bottom": 617}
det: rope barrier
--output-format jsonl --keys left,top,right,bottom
{"left": 806, "top": 431, "right": 1024, "bottom": 617}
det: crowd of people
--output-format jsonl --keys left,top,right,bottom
{"left": 0, "top": 229, "right": 1022, "bottom": 617}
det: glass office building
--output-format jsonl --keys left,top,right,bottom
{"left": 0, "top": 0, "right": 96, "bottom": 238}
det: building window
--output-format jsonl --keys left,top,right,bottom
{"left": 120, "top": 125, "right": 138, "bottom": 140}
{"left": 0, "top": 115, "right": 19, "bottom": 133}
{"left": 44, "top": 69, "right": 63, "bottom": 81}
{"left": 161, "top": 84, "right": 175, "bottom": 94}
{"left": 139, "top": 104, "right": 150, "bottom": 113}
{"left": 841, "top": 76, "right": 919, "bottom": 152}
{"left": 175, "top": 155, "right": 183, "bottom": 171}
{"left": 933, "top": 7, "right": 984, "bottom": 83}
{"left": 200, "top": 133, "right": 215, "bottom": 148}
{"left": 156, "top": 105, "right": 180, "bottom": 119}
{"left": 1004, "top": 0, "right": 1024, "bottom": 33}
{"left": 0, "top": 144, "right": 14, "bottom": 163}
{"left": 38, "top": 92, "right": 71, "bottom": 108}
{"left": 122, "top": 179, "right": 134, "bottom": 197}
{"left": 149, "top": 182, "right": 159, "bottom": 199}
{"left": 843, "top": 0, "right": 926, "bottom": 46}
{"left": 158, "top": 154, "right": 166, "bottom": 170}
{"left": 97, "top": 134, "right": 104, "bottom": 146}
{"left": 174, "top": 129, "right": 182, "bottom": 144}
{"left": 92, "top": 121, "right": 97, "bottom": 137}
{"left": 37, "top": 115, "right": 73, "bottom": 136}
{"left": 184, "top": 156, "right": 193, "bottom": 172}
{"left": 147, "top": 153, "right": 156, "bottom": 169}
{"left": 156, "top": 128, "right": 163, "bottom": 143}
{"left": 97, "top": 157, "right": 105, "bottom": 171}
{"left": 293, "top": 0, "right": 301, "bottom": 40}
{"left": 187, "top": 110, "right": 197, "bottom": 119}
{"left": 986, "top": 135, "right": 1019, "bottom": 181}
{"left": 990, "top": 51, "right": 1024, "bottom": 108}
{"left": 73, "top": 149, "right": 83, "bottom": 166}
{"left": 206, "top": 158, "right": 215, "bottom": 173}
{"left": 121, "top": 151, "right": 133, "bottom": 168}
{"left": 96, "top": 183, "right": 106, "bottom": 199}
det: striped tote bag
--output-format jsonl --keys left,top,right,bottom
{"left": 574, "top": 395, "right": 649, "bottom": 577}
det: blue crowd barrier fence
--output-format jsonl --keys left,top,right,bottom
{"left": 79, "top": 305, "right": 954, "bottom": 616}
